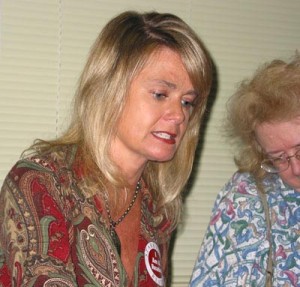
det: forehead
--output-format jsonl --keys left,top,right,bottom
{"left": 133, "top": 47, "right": 193, "bottom": 88}
{"left": 143, "top": 47, "right": 186, "bottom": 72}
{"left": 255, "top": 116, "right": 300, "bottom": 153}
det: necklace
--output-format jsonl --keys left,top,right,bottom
{"left": 104, "top": 180, "right": 142, "bottom": 255}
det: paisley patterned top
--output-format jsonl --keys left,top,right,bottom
{"left": 189, "top": 172, "right": 300, "bottom": 287}
{"left": 0, "top": 145, "right": 172, "bottom": 287}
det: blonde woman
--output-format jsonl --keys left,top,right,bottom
{"left": 190, "top": 55, "right": 300, "bottom": 287}
{"left": 0, "top": 11, "right": 212, "bottom": 286}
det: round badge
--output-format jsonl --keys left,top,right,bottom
{"left": 144, "top": 242, "right": 164, "bottom": 286}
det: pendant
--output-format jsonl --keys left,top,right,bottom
{"left": 110, "top": 227, "right": 121, "bottom": 256}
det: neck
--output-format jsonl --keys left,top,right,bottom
{"left": 109, "top": 140, "right": 147, "bottom": 186}
{"left": 115, "top": 163, "right": 145, "bottom": 188}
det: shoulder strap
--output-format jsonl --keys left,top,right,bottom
{"left": 257, "top": 184, "right": 273, "bottom": 287}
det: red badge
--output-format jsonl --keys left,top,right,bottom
{"left": 144, "top": 242, "right": 164, "bottom": 286}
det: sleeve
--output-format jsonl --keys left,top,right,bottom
{"left": 0, "top": 163, "right": 78, "bottom": 287}
{"left": 189, "top": 172, "right": 269, "bottom": 287}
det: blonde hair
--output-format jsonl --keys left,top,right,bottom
{"left": 30, "top": 11, "right": 212, "bottom": 227}
{"left": 226, "top": 54, "right": 300, "bottom": 181}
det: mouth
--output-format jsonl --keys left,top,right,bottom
{"left": 152, "top": 131, "right": 177, "bottom": 144}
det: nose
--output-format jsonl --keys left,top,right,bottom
{"left": 289, "top": 157, "right": 300, "bottom": 176}
{"left": 165, "top": 100, "right": 186, "bottom": 124}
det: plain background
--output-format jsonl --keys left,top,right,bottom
{"left": 0, "top": 1, "right": 300, "bottom": 286}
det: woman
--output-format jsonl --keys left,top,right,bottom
{"left": 190, "top": 55, "right": 300, "bottom": 286}
{"left": 0, "top": 11, "right": 212, "bottom": 287}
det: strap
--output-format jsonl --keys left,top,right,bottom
{"left": 258, "top": 184, "right": 273, "bottom": 287}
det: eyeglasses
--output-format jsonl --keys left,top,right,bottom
{"left": 261, "top": 149, "right": 300, "bottom": 173}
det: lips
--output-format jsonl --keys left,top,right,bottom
{"left": 152, "top": 131, "right": 176, "bottom": 144}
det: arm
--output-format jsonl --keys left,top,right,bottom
{"left": 189, "top": 172, "right": 269, "bottom": 287}
{"left": 0, "top": 162, "right": 77, "bottom": 287}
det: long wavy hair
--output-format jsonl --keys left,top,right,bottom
{"left": 29, "top": 11, "right": 212, "bottom": 228}
{"left": 226, "top": 54, "right": 300, "bottom": 182}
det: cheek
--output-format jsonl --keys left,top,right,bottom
{"left": 279, "top": 170, "right": 296, "bottom": 186}
{"left": 279, "top": 172, "right": 289, "bottom": 183}
{"left": 178, "top": 122, "right": 189, "bottom": 141}
{"left": 182, "top": 122, "right": 188, "bottom": 134}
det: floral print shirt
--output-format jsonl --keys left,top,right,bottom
{"left": 0, "top": 145, "right": 171, "bottom": 287}
{"left": 190, "top": 172, "right": 300, "bottom": 287}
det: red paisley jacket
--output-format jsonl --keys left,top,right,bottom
{"left": 0, "top": 145, "right": 172, "bottom": 287}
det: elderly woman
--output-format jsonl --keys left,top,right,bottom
{"left": 190, "top": 55, "right": 300, "bottom": 287}
{"left": 0, "top": 11, "right": 212, "bottom": 287}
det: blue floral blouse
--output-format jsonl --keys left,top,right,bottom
{"left": 189, "top": 172, "right": 300, "bottom": 287}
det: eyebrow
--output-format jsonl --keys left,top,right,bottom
{"left": 157, "top": 79, "right": 176, "bottom": 89}
{"left": 153, "top": 79, "right": 198, "bottom": 97}
{"left": 267, "top": 144, "right": 300, "bottom": 156}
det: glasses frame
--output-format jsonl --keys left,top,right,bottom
{"left": 261, "top": 149, "right": 300, "bottom": 173}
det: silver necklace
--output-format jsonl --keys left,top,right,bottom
{"left": 104, "top": 180, "right": 142, "bottom": 255}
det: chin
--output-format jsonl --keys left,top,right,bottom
{"left": 293, "top": 185, "right": 300, "bottom": 192}
{"left": 287, "top": 182, "right": 300, "bottom": 191}
{"left": 149, "top": 153, "right": 176, "bottom": 163}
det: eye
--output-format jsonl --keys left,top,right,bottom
{"left": 295, "top": 149, "right": 300, "bottom": 159}
{"left": 271, "top": 155, "right": 286, "bottom": 166}
{"left": 181, "top": 99, "right": 194, "bottom": 108}
{"left": 152, "top": 92, "right": 167, "bottom": 100}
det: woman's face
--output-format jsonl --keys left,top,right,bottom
{"left": 256, "top": 116, "right": 300, "bottom": 191}
{"left": 111, "top": 47, "right": 197, "bottom": 169}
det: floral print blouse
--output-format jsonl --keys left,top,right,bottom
{"left": 0, "top": 145, "right": 172, "bottom": 287}
{"left": 190, "top": 172, "right": 300, "bottom": 287}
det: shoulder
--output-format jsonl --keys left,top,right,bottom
{"left": 208, "top": 171, "right": 268, "bottom": 236}
{"left": 224, "top": 171, "right": 257, "bottom": 193}
{"left": 190, "top": 172, "right": 271, "bottom": 286}
{"left": 212, "top": 171, "right": 259, "bottom": 209}
{"left": 0, "top": 145, "right": 79, "bottom": 286}
{"left": 1, "top": 144, "right": 78, "bottom": 207}
{"left": 209, "top": 171, "right": 266, "bottom": 228}
{"left": 4, "top": 144, "right": 77, "bottom": 182}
